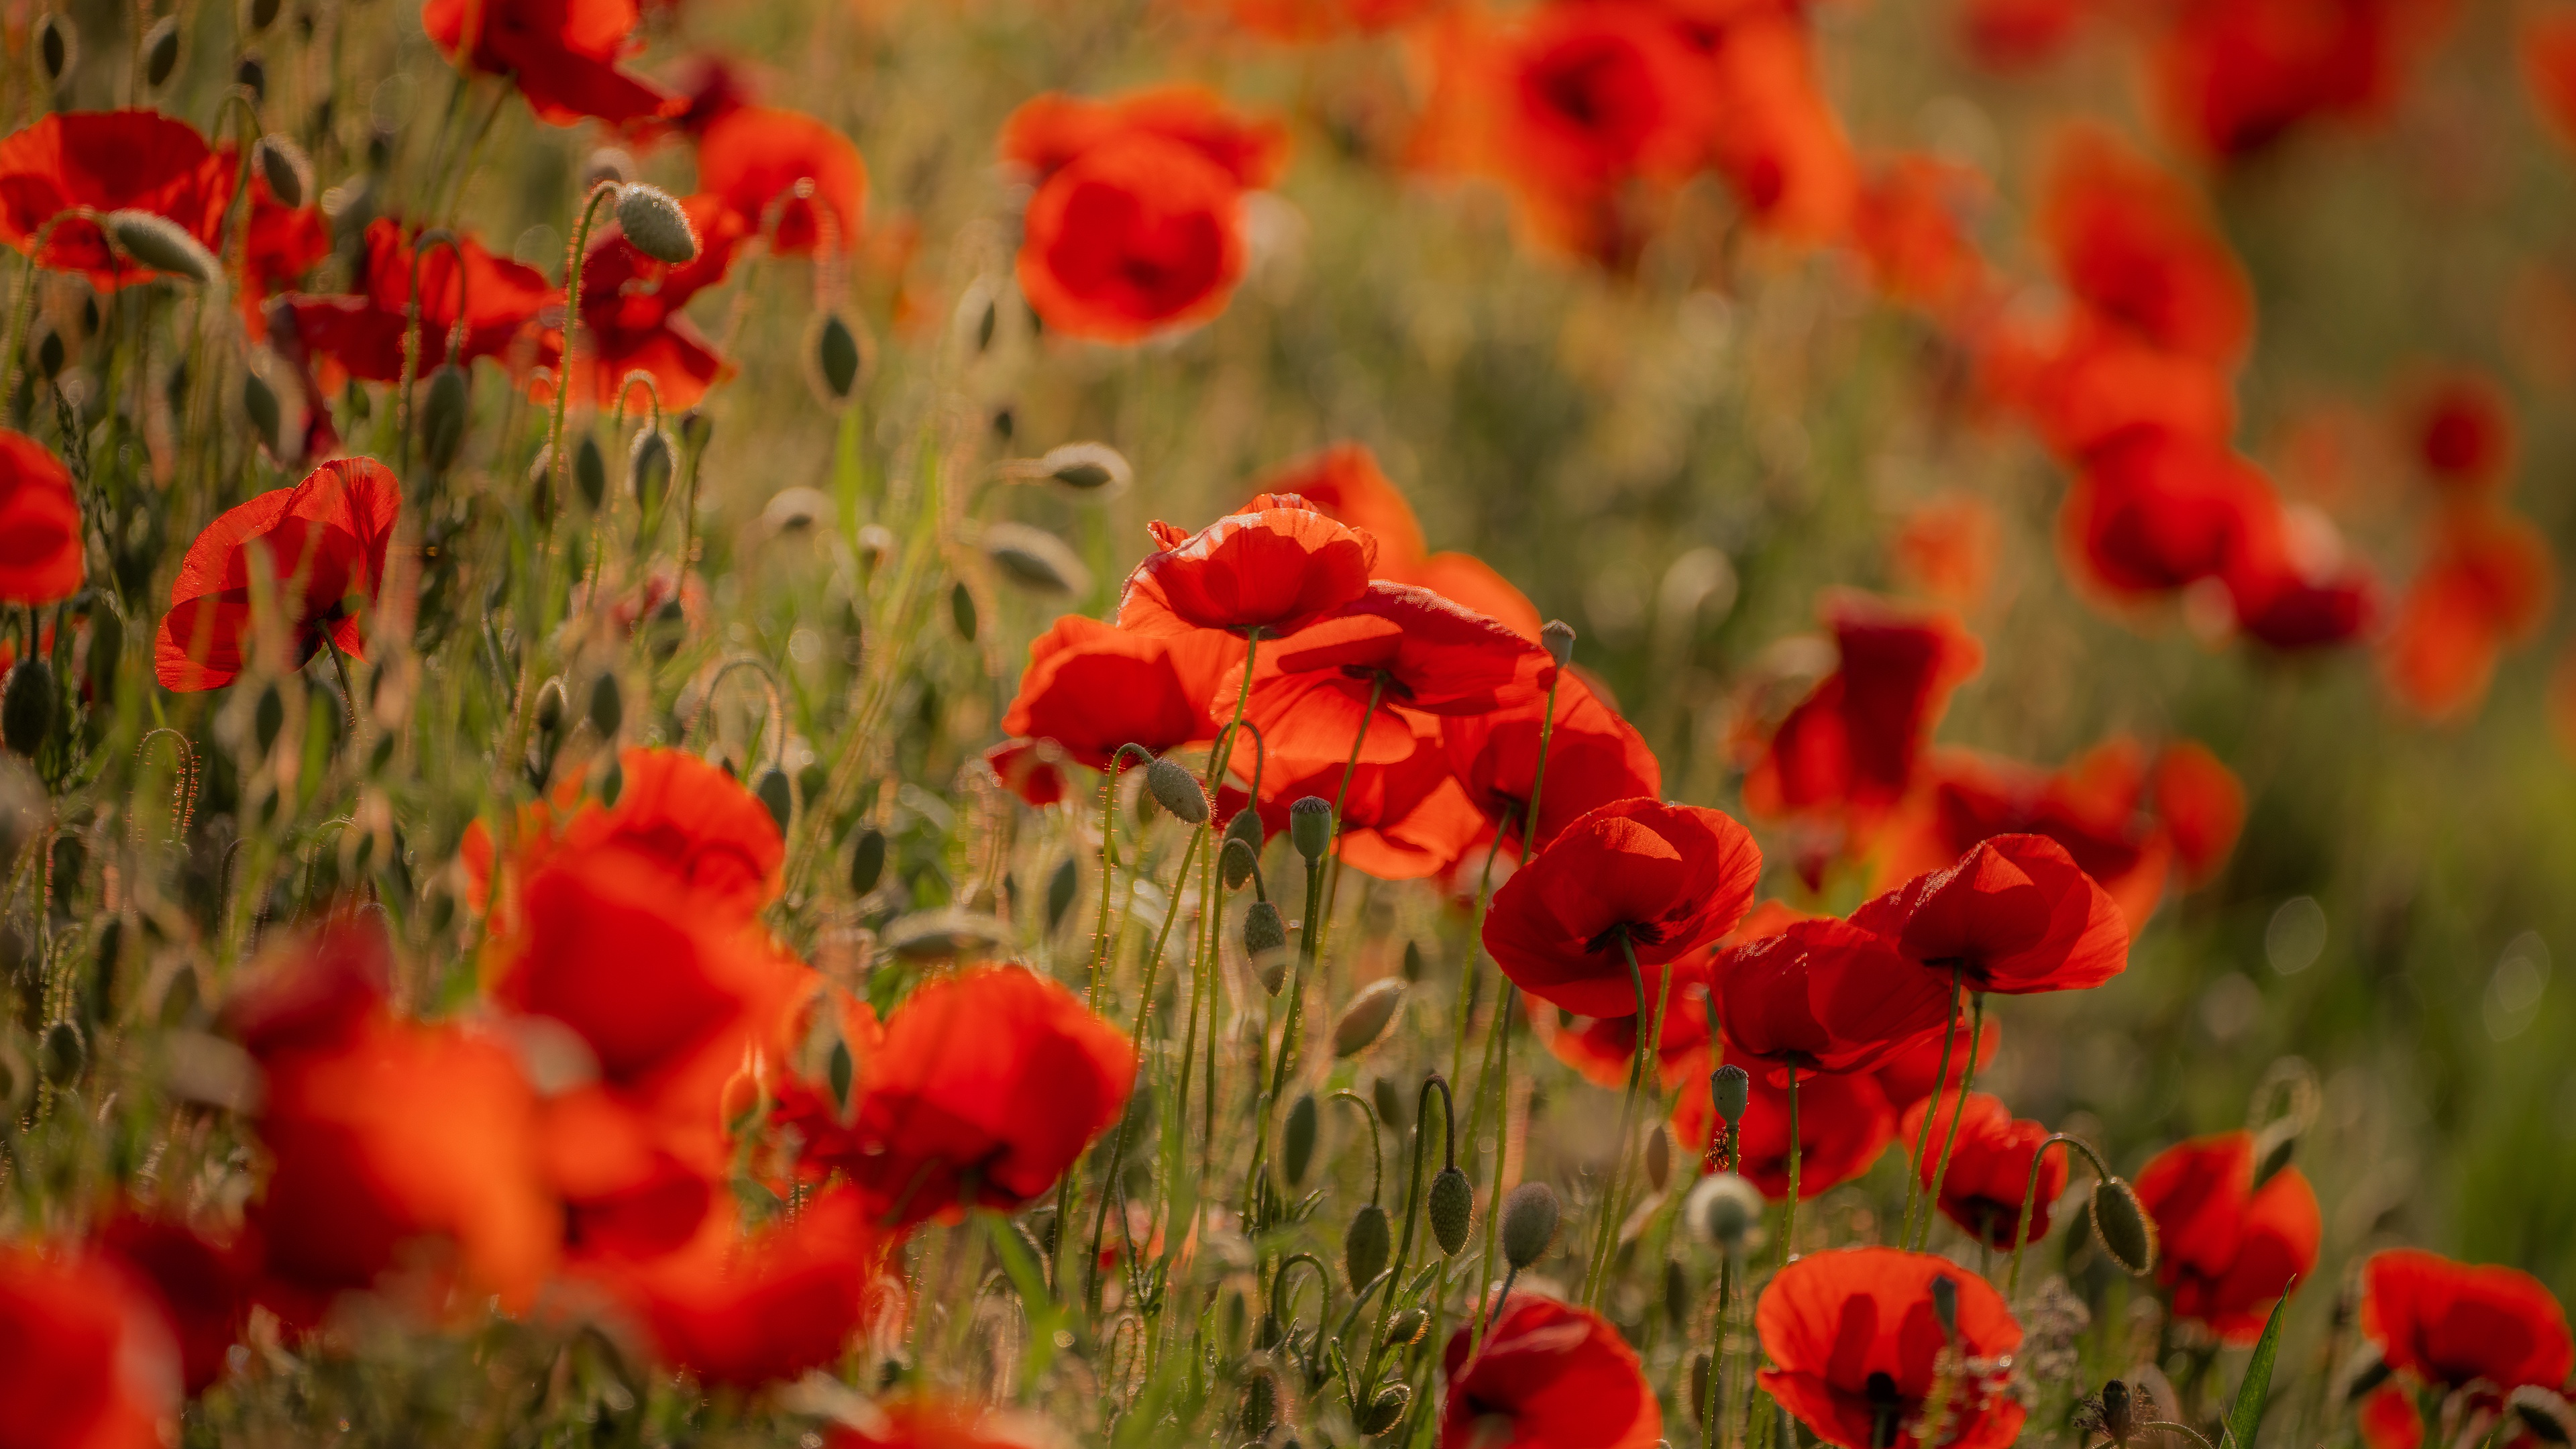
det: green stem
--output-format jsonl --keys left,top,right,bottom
{"left": 1916, "top": 991, "right": 1986, "bottom": 1252}
{"left": 1900, "top": 964, "right": 1966, "bottom": 1247}
{"left": 1313, "top": 673, "right": 1387, "bottom": 965}
{"left": 2004, "top": 1132, "right": 2116, "bottom": 1299}
{"left": 1781, "top": 1069, "right": 1801, "bottom": 1268}
{"left": 1583, "top": 930, "right": 1660, "bottom": 1307}
{"left": 1083, "top": 824, "right": 1205, "bottom": 1313}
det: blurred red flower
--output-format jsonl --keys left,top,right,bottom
{"left": 780, "top": 966, "right": 1136, "bottom": 1230}
{"left": 2408, "top": 370, "right": 2515, "bottom": 495}
{"left": 2133, "top": 1130, "right": 2321, "bottom": 1344}
{"left": 1250, "top": 443, "right": 1543, "bottom": 637}
{"left": 2147, "top": 0, "right": 2453, "bottom": 160}
{"left": 1239, "top": 699, "right": 1488, "bottom": 879}
{"left": 1898, "top": 1091, "right": 2065, "bottom": 1248}
{"left": 152, "top": 458, "right": 401, "bottom": 692}
{"left": 1870, "top": 1010, "right": 1998, "bottom": 1112}
{"left": 2150, "top": 741, "right": 2245, "bottom": 885}
{"left": 0, "top": 430, "right": 83, "bottom": 604}
{"left": 1444, "top": 669, "right": 1662, "bottom": 849}
{"left": 996, "top": 616, "right": 1246, "bottom": 804}
{"left": 1483, "top": 798, "right": 1762, "bottom": 1018}
{"left": 1267, "top": 581, "right": 1550, "bottom": 715}
{"left": 697, "top": 105, "right": 868, "bottom": 254}
{"left": 539, "top": 192, "right": 743, "bottom": 409}
{"left": 1002, "top": 88, "right": 1287, "bottom": 341}
{"left": 93, "top": 1214, "right": 258, "bottom": 1395}
{"left": 284, "top": 219, "right": 555, "bottom": 384}
{"left": 1711, "top": 916, "right": 1954, "bottom": 1078}
{"left": 2041, "top": 125, "right": 2253, "bottom": 367}
{"left": 1116, "top": 492, "right": 1379, "bottom": 639}
{"left": 1958, "top": 0, "right": 2087, "bottom": 70}
{"left": 2359, "top": 1248, "right": 2573, "bottom": 1430}
{"left": 1672, "top": 1046, "right": 1894, "bottom": 1199}
{"left": 422, "top": 0, "right": 678, "bottom": 126}
{"left": 2523, "top": 8, "right": 2576, "bottom": 154}
{"left": 1882, "top": 741, "right": 2178, "bottom": 928}
{"left": 0, "top": 1246, "right": 179, "bottom": 1449}
{"left": 2381, "top": 505, "right": 2555, "bottom": 721}
{"left": 1672, "top": 7, "right": 1859, "bottom": 246}
{"left": 0, "top": 110, "right": 229, "bottom": 290}
{"left": 1756, "top": 1246, "right": 2026, "bottom": 1449}
{"left": 1853, "top": 155, "right": 1990, "bottom": 318}
{"left": 2060, "top": 425, "right": 2271, "bottom": 598}
{"left": 237, "top": 172, "right": 329, "bottom": 327}
{"left": 619, "top": 1185, "right": 892, "bottom": 1386}
{"left": 1743, "top": 592, "right": 1984, "bottom": 829}
{"left": 1438, "top": 1293, "right": 1661, "bottom": 1449}
{"left": 1852, "top": 834, "right": 2128, "bottom": 995}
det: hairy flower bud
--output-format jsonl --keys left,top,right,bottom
{"left": 574, "top": 435, "right": 607, "bottom": 512}
{"left": 105, "top": 211, "right": 218, "bottom": 284}
{"left": 586, "top": 673, "right": 623, "bottom": 741}
{"left": 254, "top": 133, "right": 313, "bottom": 208}
{"left": 848, "top": 826, "right": 888, "bottom": 897}
{"left": 1332, "top": 979, "right": 1404, "bottom": 1057}
{"left": 629, "top": 427, "right": 675, "bottom": 515}
{"left": 1685, "top": 1173, "right": 1764, "bottom": 1252}
{"left": 1244, "top": 902, "right": 1287, "bottom": 991}
{"left": 1541, "top": 619, "right": 1576, "bottom": 667}
{"left": 754, "top": 767, "right": 793, "bottom": 834}
{"left": 421, "top": 364, "right": 469, "bottom": 472}
{"left": 143, "top": 17, "right": 180, "bottom": 88}
{"left": 1345, "top": 1203, "right": 1391, "bottom": 1290}
{"left": 1289, "top": 796, "right": 1332, "bottom": 862}
{"left": 809, "top": 311, "right": 865, "bottom": 405}
{"left": 35, "top": 13, "right": 75, "bottom": 87}
{"left": 1358, "top": 1383, "right": 1410, "bottom": 1436}
{"left": 1032, "top": 441, "right": 1130, "bottom": 500}
{"left": 2090, "top": 1175, "right": 2158, "bottom": 1275}
{"left": 614, "top": 183, "right": 699, "bottom": 265}
{"left": 1501, "top": 1181, "right": 1560, "bottom": 1269}
{"left": 532, "top": 676, "right": 568, "bottom": 738}
{"left": 1220, "top": 836, "right": 1260, "bottom": 893}
{"left": 1280, "top": 1092, "right": 1318, "bottom": 1187}
{"left": 1428, "top": 1166, "right": 1474, "bottom": 1256}
{"left": 983, "top": 521, "right": 1091, "bottom": 597}
{"left": 1, "top": 659, "right": 55, "bottom": 757}
{"left": 1144, "top": 756, "right": 1209, "bottom": 824}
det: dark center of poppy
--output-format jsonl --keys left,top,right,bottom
{"left": 1585, "top": 920, "right": 1668, "bottom": 955}
{"left": 1338, "top": 663, "right": 1416, "bottom": 702}
{"left": 1866, "top": 1372, "right": 1905, "bottom": 1449}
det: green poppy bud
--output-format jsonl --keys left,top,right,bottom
{"left": 35, "top": 13, "right": 75, "bottom": 87}
{"left": 3, "top": 658, "right": 56, "bottom": 757}
{"left": 1034, "top": 441, "right": 1131, "bottom": 500}
{"left": 1712, "top": 1064, "right": 1750, "bottom": 1126}
{"left": 629, "top": 427, "right": 674, "bottom": 515}
{"left": 2090, "top": 1175, "right": 2158, "bottom": 1276}
{"left": 1333, "top": 979, "right": 1405, "bottom": 1058}
{"left": 586, "top": 673, "right": 623, "bottom": 741}
{"left": 105, "top": 211, "right": 217, "bottom": 284}
{"left": 1358, "top": 1384, "right": 1410, "bottom": 1436}
{"left": 142, "top": 16, "right": 180, "bottom": 87}
{"left": 754, "top": 767, "right": 792, "bottom": 834}
{"left": 1289, "top": 796, "right": 1332, "bottom": 862}
{"left": 949, "top": 581, "right": 978, "bottom": 641}
{"left": 1345, "top": 1203, "right": 1391, "bottom": 1291}
{"left": 1244, "top": 901, "right": 1287, "bottom": 989}
{"left": 1383, "top": 1307, "right": 1429, "bottom": 1348}
{"left": 1428, "top": 1166, "right": 1474, "bottom": 1255}
{"left": 1144, "top": 757, "right": 1209, "bottom": 824}
{"left": 1045, "top": 855, "right": 1079, "bottom": 933}
{"left": 1219, "top": 837, "right": 1259, "bottom": 893}
{"left": 848, "top": 826, "right": 887, "bottom": 896}
{"left": 810, "top": 311, "right": 865, "bottom": 405}
{"left": 532, "top": 676, "right": 568, "bottom": 738}
{"left": 254, "top": 133, "right": 312, "bottom": 208}
{"left": 1281, "top": 1092, "right": 1318, "bottom": 1187}
{"left": 1685, "top": 1173, "right": 1764, "bottom": 1252}
{"left": 422, "top": 364, "right": 470, "bottom": 472}
{"left": 1541, "top": 619, "right": 1576, "bottom": 668}
{"left": 574, "top": 435, "right": 607, "bottom": 512}
{"left": 614, "top": 183, "right": 699, "bottom": 265}
{"left": 981, "top": 521, "right": 1091, "bottom": 596}
{"left": 1500, "top": 1181, "right": 1560, "bottom": 1269}
{"left": 38, "top": 1019, "right": 84, "bottom": 1086}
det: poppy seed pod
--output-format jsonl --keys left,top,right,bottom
{"left": 105, "top": 211, "right": 219, "bottom": 284}
{"left": 241, "top": 370, "right": 283, "bottom": 454}
{"left": 629, "top": 428, "right": 675, "bottom": 514}
{"left": 1144, "top": 757, "right": 1209, "bottom": 824}
{"left": 2, "top": 659, "right": 55, "bottom": 756}
{"left": 810, "top": 311, "right": 865, "bottom": 405}
{"left": 1501, "top": 1181, "right": 1560, "bottom": 1269}
{"left": 1711, "top": 1063, "right": 1750, "bottom": 1126}
{"left": 2098, "top": 1380, "right": 2136, "bottom": 1446}
{"left": 1346, "top": 1203, "right": 1391, "bottom": 1290}
{"left": 848, "top": 826, "right": 887, "bottom": 896}
{"left": 1358, "top": 1383, "right": 1410, "bottom": 1436}
{"left": 1280, "top": 1092, "right": 1318, "bottom": 1186}
{"left": 1685, "top": 1173, "right": 1764, "bottom": 1252}
{"left": 754, "top": 767, "right": 793, "bottom": 833}
{"left": 1244, "top": 902, "right": 1287, "bottom": 988}
{"left": 33, "top": 328, "right": 64, "bottom": 382}
{"left": 254, "top": 133, "right": 313, "bottom": 208}
{"left": 2091, "top": 1175, "right": 2159, "bottom": 1275}
{"left": 1220, "top": 837, "right": 1259, "bottom": 892}
{"left": 1036, "top": 441, "right": 1132, "bottom": 500}
{"left": 982, "top": 521, "right": 1092, "bottom": 597}
{"left": 1333, "top": 979, "right": 1404, "bottom": 1057}
{"left": 614, "top": 184, "right": 700, "bottom": 266}
{"left": 574, "top": 435, "right": 607, "bottom": 512}
{"left": 35, "top": 13, "right": 74, "bottom": 87}
{"left": 142, "top": 17, "right": 180, "bottom": 88}
{"left": 586, "top": 673, "right": 623, "bottom": 740}
{"left": 1542, "top": 619, "right": 1576, "bottom": 668}
{"left": 1290, "top": 796, "right": 1332, "bottom": 861}
{"left": 421, "top": 365, "right": 470, "bottom": 472}
{"left": 1428, "top": 1165, "right": 1474, "bottom": 1255}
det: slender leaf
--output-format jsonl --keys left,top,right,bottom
{"left": 2226, "top": 1286, "right": 2295, "bottom": 1449}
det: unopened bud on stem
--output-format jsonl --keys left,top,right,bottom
{"left": 1541, "top": 619, "right": 1576, "bottom": 668}
{"left": 1500, "top": 1181, "right": 1560, "bottom": 1269}
{"left": 1144, "top": 757, "right": 1208, "bottom": 824}
{"left": 1289, "top": 796, "right": 1332, "bottom": 862}
{"left": 614, "top": 183, "right": 700, "bottom": 266}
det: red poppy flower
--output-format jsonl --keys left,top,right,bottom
{"left": 1238, "top": 703, "right": 1487, "bottom": 879}
{"left": 1445, "top": 669, "right": 1662, "bottom": 848}
{"left": 2381, "top": 504, "right": 2555, "bottom": 721}
{"left": 1680, "top": 10, "right": 1860, "bottom": 246}
{"left": 1851, "top": 834, "right": 2128, "bottom": 995}
{"left": 2524, "top": 9, "right": 2576, "bottom": 154}
{"left": 153, "top": 458, "right": 401, "bottom": 692}
{"left": 1756, "top": 1247, "right": 2026, "bottom": 1449}
{"left": 2358, "top": 1383, "right": 2428, "bottom": 1449}
{"left": 1498, "top": 3, "right": 1707, "bottom": 197}
{"left": 0, "top": 1246, "right": 179, "bottom": 1449}
{"left": 779, "top": 965, "right": 1136, "bottom": 1230}
{"left": 1248, "top": 444, "right": 1544, "bottom": 638}
{"left": 0, "top": 429, "right": 83, "bottom": 604}
{"left": 283, "top": 219, "right": 555, "bottom": 384}
{"left": 696, "top": 106, "right": 867, "bottom": 255}
{"left": 1673, "top": 1051, "right": 1895, "bottom": 1201}
{"left": 1852, "top": 155, "right": 1989, "bottom": 317}
{"left": 2361, "top": 1248, "right": 2575, "bottom": 1398}
{"left": 1483, "top": 799, "right": 1762, "bottom": 1018}
{"left": 2151, "top": 741, "right": 2245, "bottom": 885}
{"left": 1712, "top": 917, "right": 1953, "bottom": 1079}
{"left": 94, "top": 1215, "right": 258, "bottom": 1395}
{"left": 1000, "top": 615, "right": 1247, "bottom": 777}
{"left": 1960, "top": 0, "right": 2086, "bottom": 70}
{"left": 1267, "top": 581, "right": 1550, "bottom": 714}
{"left": 2040, "top": 125, "right": 2253, "bottom": 366}
{"left": 1897, "top": 1092, "right": 2065, "bottom": 1248}
{"left": 2008, "top": 320, "right": 2239, "bottom": 463}
{"left": 1743, "top": 592, "right": 1984, "bottom": 825}
{"left": 538, "top": 1083, "right": 724, "bottom": 1264}
{"left": 0, "top": 110, "right": 229, "bottom": 290}
{"left": 2226, "top": 553, "right": 2380, "bottom": 652}
{"left": 2147, "top": 0, "right": 2449, "bottom": 160}
{"left": 1438, "top": 1294, "right": 1661, "bottom": 1449}
{"left": 237, "top": 172, "right": 329, "bottom": 325}
{"left": 422, "top": 0, "right": 678, "bottom": 126}
{"left": 2060, "top": 426, "right": 2274, "bottom": 598}
{"left": 824, "top": 1395, "right": 1067, "bottom": 1449}
{"left": 1871, "top": 1012, "right": 1998, "bottom": 1112}
{"left": 1002, "top": 87, "right": 1290, "bottom": 192}
{"left": 1116, "top": 492, "right": 1379, "bottom": 639}
{"left": 2410, "top": 370, "right": 2516, "bottom": 495}
{"left": 1883, "top": 743, "right": 2176, "bottom": 930}
{"left": 2132, "top": 1130, "right": 2322, "bottom": 1344}
{"left": 553, "top": 747, "right": 786, "bottom": 921}
{"left": 619, "top": 1185, "right": 892, "bottom": 1387}
{"left": 537, "top": 192, "right": 743, "bottom": 409}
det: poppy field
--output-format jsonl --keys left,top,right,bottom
{"left": 7, "top": 0, "right": 2576, "bottom": 1446}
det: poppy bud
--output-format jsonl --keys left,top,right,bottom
{"left": 38, "top": 1019, "right": 84, "bottom": 1087}
{"left": 1383, "top": 1307, "right": 1429, "bottom": 1347}
{"left": 1358, "top": 1383, "right": 1410, "bottom": 1436}
{"left": 629, "top": 427, "right": 675, "bottom": 517}
{"left": 1500, "top": 1182, "right": 1560, "bottom": 1269}
{"left": 1333, "top": 979, "right": 1404, "bottom": 1058}
{"left": 1346, "top": 1203, "right": 1391, "bottom": 1290}
{"left": 595, "top": 753, "right": 623, "bottom": 806}
{"left": 614, "top": 183, "right": 699, "bottom": 266}
{"left": 2090, "top": 1175, "right": 2158, "bottom": 1275}
{"left": 235, "top": 52, "right": 265, "bottom": 101}
{"left": 574, "top": 435, "right": 607, "bottom": 511}
{"left": 1035, "top": 442, "right": 1132, "bottom": 500}
{"left": 1281, "top": 1092, "right": 1318, "bottom": 1186}
{"left": 586, "top": 673, "right": 623, "bottom": 740}
{"left": 244, "top": 0, "right": 281, "bottom": 32}
{"left": 1541, "top": 619, "right": 1576, "bottom": 668}
{"left": 754, "top": 767, "right": 792, "bottom": 833}
{"left": 3, "top": 659, "right": 56, "bottom": 757}
{"left": 1684, "top": 1173, "right": 1764, "bottom": 1252}
{"left": 982, "top": 521, "right": 1091, "bottom": 598}
{"left": 532, "top": 676, "right": 568, "bottom": 738}
{"left": 1428, "top": 1166, "right": 1474, "bottom": 1255}
{"left": 1289, "top": 796, "right": 1332, "bottom": 862}
{"left": 949, "top": 581, "right": 978, "bottom": 641}
{"left": 1371, "top": 1075, "right": 1407, "bottom": 1132}
{"left": 254, "top": 134, "right": 313, "bottom": 209}
{"left": 1644, "top": 1125, "right": 1671, "bottom": 1192}
{"left": 421, "top": 364, "right": 470, "bottom": 472}
{"left": 1930, "top": 1273, "right": 1959, "bottom": 1338}
{"left": 1225, "top": 805, "right": 1264, "bottom": 862}
{"left": 1711, "top": 1064, "right": 1750, "bottom": 1126}
{"left": 252, "top": 682, "right": 285, "bottom": 755}
{"left": 105, "top": 211, "right": 218, "bottom": 284}
{"left": 35, "top": 13, "right": 75, "bottom": 87}
{"left": 849, "top": 826, "right": 887, "bottom": 896}
{"left": 1220, "top": 837, "right": 1258, "bottom": 893}
{"left": 2252, "top": 1123, "right": 2297, "bottom": 1189}
{"left": 809, "top": 311, "right": 865, "bottom": 405}
{"left": 33, "top": 328, "right": 64, "bottom": 382}
{"left": 143, "top": 17, "right": 180, "bottom": 88}
{"left": 241, "top": 368, "right": 284, "bottom": 455}
{"left": 1144, "top": 757, "right": 1209, "bottom": 825}
{"left": 826, "top": 1036, "right": 854, "bottom": 1112}
{"left": 1244, "top": 901, "right": 1287, "bottom": 987}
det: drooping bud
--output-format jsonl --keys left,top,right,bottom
{"left": 1383, "top": 1307, "right": 1429, "bottom": 1348}
{"left": 2090, "top": 1175, "right": 2158, "bottom": 1275}
{"left": 34, "top": 13, "right": 75, "bottom": 88}
{"left": 1144, "top": 757, "right": 1209, "bottom": 824}
{"left": 38, "top": 1019, "right": 84, "bottom": 1087}
{"left": 234, "top": 52, "right": 265, "bottom": 101}
{"left": 580, "top": 148, "right": 637, "bottom": 195}
{"left": 532, "top": 676, "right": 568, "bottom": 738}
{"left": 848, "top": 826, "right": 888, "bottom": 896}
{"left": 614, "top": 183, "right": 699, "bottom": 265}
{"left": 142, "top": 17, "right": 180, "bottom": 88}
{"left": 2252, "top": 1121, "right": 2298, "bottom": 1189}
{"left": 629, "top": 427, "right": 676, "bottom": 518}
{"left": 595, "top": 753, "right": 624, "bottom": 806}
{"left": 1541, "top": 619, "right": 1576, "bottom": 668}
{"left": 1289, "top": 796, "right": 1332, "bottom": 862}
{"left": 421, "top": 364, "right": 470, "bottom": 472}
{"left": 1685, "top": 1173, "right": 1764, "bottom": 1252}
{"left": 753, "top": 767, "right": 793, "bottom": 834}
{"left": 1224, "top": 807, "right": 1264, "bottom": 869}
{"left": 1345, "top": 1203, "right": 1391, "bottom": 1290}
{"left": 254, "top": 133, "right": 312, "bottom": 207}
{"left": 1279, "top": 1093, "right": 1318, "bottom": 1187}
{"left": 244, "top": 0, "right": 282, "bottom": 32}
{"left": 1033, "top": 441, "right": 1132, "bottom": 500}
{"left": 1371, "top": 1075, "right": 1407, "bottom": 1132}
{"left": 1244, "top": 902, "right": 1287, "bottom": 991}
{"left": 33, "top": 329, "right": 64, "bottom": 382}
{"left": 1219, "top": 837, "right": 1259, "bottom": 893}
{"left": 809, "top": 311, "right": 865, "bottom": 405}
{"left": 982, "top": 521, "right": 1091, "bottom": 597}
{"left": 1428, "top": 1166, "right": 1474, "bottom": 1255}
{"left": 252, "top": 682, "right": 285, "bottom": 755}
{"left": 1500, "top": 1181, "right": 1560, "bottom": 1269}
{"left": 1, "top": 659, "right": 55, "bottom": 757}
{"left": 1332, "top": 979, "right": 1404, "bottom": 1058}
{"left": 574, "top": 434, "right": 607, "bottom": 511}
{"left": 1711, "top": 1063, "right": 1750, "bottom": 1126}
{"left": 586, "top": 673, "right": 623, "bottom": 740}
{"left": 105, "top": 211, "right": 219, "bottom": 284}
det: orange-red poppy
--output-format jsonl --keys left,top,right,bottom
{"left": 0, "top": 429, "right": 83, "bottom": 604}
{"left": 1757, "top": 1247, "right": 2025, "bottom": 1449}
{"left": 2381, "top": 504, "right": 2555, "bottom": 721}
{"left": 0, "top": 1245, "right": 179, "bottom": 1449}
{"left": 1742, "top": 592, "right": 1984, "bottom": 829}
{"left": 1439, "top": 1294, "right": 1661, "bottom": 1449}
{"left": 2133, "top": 1130, "right": 2321, "bottom": 1344}
{"left": 1852, "top": 834, "right": 2128, "bottom": 995}
{"left": 537, "top": 192, "right": 743, "bottom": 409}
{"left": 1266, "top": 581, "right": 1550, "bottom": 715}
{"left": 1116, "top": 493, "right": 1379, "bottom": 639}
{"left": 2359, "top": 1248, "right": 2573, "bottom": 1448}
{"left": 1672, "top": 1046, "right": 1896, "bottom": 1200}
{"left": 2147, "top": 0, "right": 2452, "bottom": 160}
{"left": 283, "top": 219, "right": 556, "bottom": 384}
{"left": 824, "top": 1395, "right": 1071, "bottom": 1449}
{"left": 421, "top": 0, "right": 678, "bottom": 126}
{"left": 616, "top": 1185, "right": 893, "bottom": 1386}
{"left": 1248, "top": 443, "right": 1544, "bottom": 638}
{"left": 696, "top": 105, "right": 867, "bottom": 255}
{"left": 1870, "top": 1012, "right": 1998, "bottom": 1112}
{"left": 1444, "top": 669, "right": 1661, "bottom": 849}
{"left": 1484, "top": 798, "right": 1762, "bottom": 1018}
{"left": 152, "top": 458, "right": 401, "bottom": 692}
{"left": 93, "top": 1214, "right": 258, "bottom": 1395}
{"left": 1712, "top": 916, "right": 1953, "bottom": 1079}
{"left": 1898, "top": 1091, "right": 2065, "bottom": 1248}
{"left": 2040, "top": 124, "right": 2253, "bottom": 367}
{"left": 998, "top": 615, "right": 1246, "bottom": 790}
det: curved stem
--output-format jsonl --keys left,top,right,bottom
{"left": 2004, "top": 1131, "right": 2116, "bottom": 1299}
{"left": 1330, "top": 1090, "right": 1386, "bottom": 1208}
{"left": 1917, "top": 991, "right": 1986, "bottom": 1252}
{"left": 1083, "top": 743, "right": 1157, "bottom": 1002}
{"left": 1359, "top": 1075, "right": 1454, "bottom": 1382}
